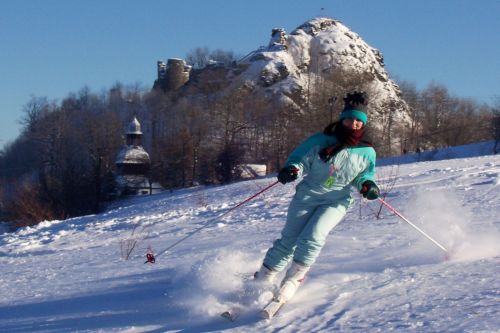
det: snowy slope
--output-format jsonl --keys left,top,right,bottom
{"left": 0, "top": 148, "right": 499, "bottom": 332}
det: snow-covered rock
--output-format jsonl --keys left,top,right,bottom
{"left": 235, "top": 17, "right": 410, "bottom": 127}
{"left": 163, "top": 17, "right": 410, "bottom": 136}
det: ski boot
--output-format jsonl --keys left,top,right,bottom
{"left": 261, "top": 261, "right": 310, "bottom": 319}
{"left": 275, "top": 261, "right": 310, "bottom": 302}
{"left": 254, "top": 264, "right": 279, "bottom": 284}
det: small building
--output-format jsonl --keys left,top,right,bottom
{"left": 237, "top": 164, "right": 267, "bottom": 179}
{"left": 115, "top": 117, "right": 159, "bottom": 195}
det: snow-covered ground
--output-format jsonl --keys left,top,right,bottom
{"left": 0, "top": 143, "right": 499, "bottom": 332}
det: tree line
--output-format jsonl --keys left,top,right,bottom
{"left": 398, "top": 81, "right": 497, "bottom": 153}
{"left": 0, "top": 50, "right": 497, "bottom": 228}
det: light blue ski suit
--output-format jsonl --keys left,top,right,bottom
{"left": 264, "top": 132, "right": 377, "bottom": 271}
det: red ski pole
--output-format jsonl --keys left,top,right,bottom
{"left": 377, "top": 197, "right": 449, "bottom": 256}
{"left": 145, "top": 180, "right": 280, "bottom": 264}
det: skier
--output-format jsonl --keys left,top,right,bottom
{"left": 256, "top": 91, "right": 380, "bottom": 305}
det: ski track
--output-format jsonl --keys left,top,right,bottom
{"left": 0, "top": 151, "right": 499, "bottom": 332}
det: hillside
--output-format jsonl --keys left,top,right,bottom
{"left": 237, "top": 17, "right": 410, "bottom": 128}
{"left": 0, "top": 145, "right": 499, "bottom": 332}
{"left": 165, "top": 17, "right": 410, "bottom": 133}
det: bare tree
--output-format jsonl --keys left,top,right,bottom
{"left": 185, "top": 47, "right": 210, "bottom": 69}
{"left": 185, "top": 47, "right": 237, "bottom": 69}
{"left": 494, "top": 99, "right": 500, "bottom": 153}
{"left": 19, "top": 96, "right": 55, "bottom": 132}
{"left": 398, "top": 81, "right": 421, "bottom": 152}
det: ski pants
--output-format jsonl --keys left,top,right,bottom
{"left": 263, "top": 196, "right": 348, "bottom": 271}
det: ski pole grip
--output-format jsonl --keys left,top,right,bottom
{"left": 145, "top": 253, "right": 156, "bottom": 264}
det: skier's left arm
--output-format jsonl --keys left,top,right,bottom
{"left": 352, "top": 148, "right": 380, "bottom": 200}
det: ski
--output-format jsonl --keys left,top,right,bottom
{"left": 261, "top": 297, "right": 286, "bottom": 319}
{"left": 220, "top": 271, "right": 278, "bottom": 322}
{"left": 221, "top": 308, "right": 240, "bottom": 321}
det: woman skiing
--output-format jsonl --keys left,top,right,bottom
{"left": 256, "top": 91, "right": 380, "bottom": 303}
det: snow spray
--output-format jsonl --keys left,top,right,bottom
{"left": 404, "top": 189, "right": 500, "bottom": 263}
{"left": 377, "top": 197, "right": 449, "bottom": 261}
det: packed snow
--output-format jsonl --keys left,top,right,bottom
{"left": 0, "top": 142, "right": 499, "bottom": 332}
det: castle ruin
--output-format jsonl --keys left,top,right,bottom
{"left": 153, "top": 58, "right": 192, "bottom": 92}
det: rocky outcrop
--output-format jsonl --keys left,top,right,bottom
{"left": 235, "top": 17, "right": 410, "bottom": 128}
{"left": 156, "top": 17, "right": 411, "bottom": 133}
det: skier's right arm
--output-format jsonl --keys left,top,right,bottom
{"left": 283, "top": 133, "right": 327, "bottom": 178}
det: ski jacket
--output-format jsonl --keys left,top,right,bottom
{"left": 285, "top": 132, "right": 377, "bottom": 207}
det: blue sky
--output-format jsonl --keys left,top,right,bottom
{"left": 1, "top": 0, "right": 499, "bottom": 148}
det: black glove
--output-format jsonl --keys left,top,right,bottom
{"left": 277, "top": 166, "right": 299, "bottom": 184}
{"left": 360, "top": 180, "right": 380, "bottom": 200}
